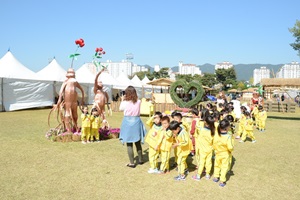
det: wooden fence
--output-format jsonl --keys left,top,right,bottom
{"left": 264, "top": 101, "right": 296, "bottom": 113}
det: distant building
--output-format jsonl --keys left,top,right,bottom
{"left": 178, "top": 61, "right": 201, "bottom": 76}
{"left": 276, "top": 61, "right": 300, "bottom": 78}
{"left": 253, "top": 66, "right": 270, "bottom": 85}
{"left": 215, "top": 61, "right": 233, "bottom": 70}
{"left": 86, "top": 60, "right": 147, "bottom": 78}
{"left": 154, "top": 64, "right": 160, "bottom": 72}
{"left": 132, "top": 64, "right": 148, "bottom": 75}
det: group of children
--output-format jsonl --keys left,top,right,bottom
{"left": 144, "top": 102, "right": 268, "bottom": 187}
{"left": 80, "top": 106, "right": 108, "bottom": 144}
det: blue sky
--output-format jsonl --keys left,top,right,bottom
{"left": 0, "top": 0, "right": 299, "bottom": 72}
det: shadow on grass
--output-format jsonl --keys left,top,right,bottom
{"left": 268, "top": 116, "right": 300, "bottom": 121}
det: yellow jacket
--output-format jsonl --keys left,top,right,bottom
{"left": 81, "top": 114, "right": 91, "bottom": 128}
{"left": 157, "top": 129, "right": 173, "bottom": 151}
{"left": 244, "top": 118, "right": 254, "bottom": 131}
{"left": 251, "top": 106, "right": 259, "bottom": 117}
{"left": 213, "top": 132, "right": 234, "bottom": 155}
{"left": 195, "top": 126, "right": 214, "bottom": 154}
{"left": 258, "top": 110, "right": 267, "bottom": 121}
{"left": 175, "top": 128, "right": 192, "bottom": 156}
{"left": 239, "top": 114, "right": 246, "bottom": 128}
{"left": 229, "top": 111, "right": 236, "bottom": 122}
{"left": 181, "top": 121, "right": 190, "bottom": 133}
{"left": 194, "top": 120, "right": 204, "bottom": 139}
{"left": 90, "top": 115, "right": 102, "bottom": 129}
{"left": 145, "top": 117, "right": 163, "bottom": 148}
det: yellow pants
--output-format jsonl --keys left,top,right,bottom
{"left": 160, "top": 150, "right": 171, "bottom": 171}
{"left": 177, "top": 153, "right": 188, "bottom": 175}
{"left": 81, "top": 127, "right": 90, "bottom": 141}
{"left": 242, "top": 130, "right": 255, "bottom": 141}
{"left": 214, "top": 153, "right": 231, "bottom": 183}
{"left": 237, "top": 124, "right": 244, "bottom": 136}
{"left": 195, "top": 146, "right": 201, "bottom": 166}
{"left": 149, "top": 146, "right": 159, "bottom": 169}
{"left": 174, "top": 147, "right": 178, "bottom": 164}
{"left": 90, "top": 128, "right": 99, "bottom": 141}
{"left": 258, "top": 120, "right": 266, "bottom": 130}
{"left": 197, "top": 150, "right": 213, "bottom": 175}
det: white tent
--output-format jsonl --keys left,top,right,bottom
{"left": 142, "top": 76, "right": 150, "bottom": 85}
{"left": 75, "top": 64, "right": 112, "bottom": 104}
{"left": 0, "top": 51, "right": 38, "bottom": 80}
{"left": 131, "top": 75, "right": 144, "bottom": 87}
{"left": 114, "top": 73, "right": 138, "bottom": 90}
{"left": 99, "top": 71, "right": 121, "bottom": 86}
{"left": 0, "top": 51, "right": 53, "bottom": 111}
{"left": 36, "top": 59, "right": 67, "bottom": 81}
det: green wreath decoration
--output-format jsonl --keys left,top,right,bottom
{"left": 170, "top": 79, "right": 204, "bottom": 108}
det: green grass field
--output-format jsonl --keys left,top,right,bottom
{"left": 0, "top": 108, "right": 300, "bottom": 200}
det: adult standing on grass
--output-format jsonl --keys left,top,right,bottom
{"left": 119, "top": 86, "right": 146, "bottom": 168}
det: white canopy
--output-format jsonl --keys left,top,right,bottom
{"left": 99, "top": 71, "right": 121, "bottom": 86}
{"left": 131, "top": 75, "right": 143, "bottom": 87}
{"left": 75, "top": 63, "right": 95, "bottom": 83}
{"left": 114, "top": 73, "right": 138, "bottom": 90}
{"left": 142, "top": 76, "right": 150, "bottom": 85}
{"left": 37, "top": 59, "right": 67, "bottom": 81}
{"left": 0, "top": 51, "right": 38, "bottom": 80}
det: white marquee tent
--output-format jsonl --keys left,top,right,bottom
{"left": 36, "top": 59, "right": 67, "bottom": 82}
{"left": 75, "top": 64, "right": 112, "bottom": 104}
{"left": 0, "top": 51, "right": 53, "bottom": 111}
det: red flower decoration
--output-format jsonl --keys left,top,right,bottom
{"left": 102, "top": 51, "right": 106, "bottom": 55}
{"left": 75, "top": 38, "right": 85, "bottom": 48}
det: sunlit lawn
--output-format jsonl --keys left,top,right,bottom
{"left": 0, "top": 107, "right": 299, "bottom": 199}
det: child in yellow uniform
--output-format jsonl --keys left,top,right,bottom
{"left": 170, "top": 121, "right": 191, "bottom": 181}
{"left": 251, "top": 105, "right": 259, "bottom": 127}
{"left": 172, "top": 112, "right": 192, "bottom": 168}
{"left": 90, "top": 108, "right": 103, "bottom": 142}
{"left": 257, "top": 105, "right": 267, "bottom": 131}
{"left": 194, "top": 108, "right": 209, "bottom": 166}
{"left": 239, "top": 111, "right": 256, "bottom": 143}
{"left": 156, "top": 116, "right": 173, "bottom": 173}
{"left": 192, "top": 115, "right": 216, "bottom": 181}
{"left": 81, "top": 106, "right": 91, "bottom": 144}
{"left": 213, "top": 119, "right": 234, "bottom": 187}
{"left": 145, "top": 111, "right": 163, "bottom": 173}
{"left": 235, "top": 106, "right": 247, "bottom": 139}
{"left": 173, "top": 112, "right": 189, "bottom": 132}
{"left": 189, "top": 108, "right": 200, "bottom": 156}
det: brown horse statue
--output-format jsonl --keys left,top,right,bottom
{"left": 48, "top": 68, "right": 85, "bottom": 131}
{"left": 93, "top": 69, "right": 111, "bottom": 119}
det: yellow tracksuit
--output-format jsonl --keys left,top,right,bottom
{"left": 237, "top": 114, "right": 246, "bottom": 137}
{"left": 181, "top": 121, "right": 190, "bottom": 133}
{"left": 213, "top": 133, "right": 234, "bottom": 183}
{"left": 242, "top": 118, "right": 255, "bottom": 141}
{"left": 258, "top": 110, "right": 267, "bottom": 130}
{"left": 251, "top": 106, "right": 259, "bottom": 126}
{"left": 194, "top": 120, "right": 205, "bottom": 165}
{"left": 195, "top": 127, "right": 214, "bottom": 176}
{"left": 145, "top": 117, "right": 162, "bottom": 169}
{"left": 229, "top": 111, "right": 236, "bottom": 122}
{"left": 90, "top": 115, "right": 102, "bottom": 141}
{"left": 81, "top": 114, "right": 91, "bottom": 141}
{"left": 157, "top": 129, "right": 173, "bottom": 171}
{"left": 174, "top": 128, "right": 191, "bottom": 176}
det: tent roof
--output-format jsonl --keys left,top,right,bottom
{"left": 75, "top": 63, "right": 95, "bottom": 83}
{"left": 113, "top": 73, "right": 138, "bottom": 89}
{"left": 147, "top": 78, "right": 175, "bottom": 86}
{"left": 0, "top": 51, "right": 38, "bottom": 80}
{"left": 141, "top": 76, "right": 150, "bottom": 84}
{"left": 131, "top": 75, "right": 144, "bottom": 87}
{"left": 36, "top": 59, "right": 67, "bottom": 81}
{"left": 261, "top": 78, "right": 300, "bottom": 86}
{"left": 99, "top": 71, "right": 121, "bottom": 86}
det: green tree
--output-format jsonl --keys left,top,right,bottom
{"left": 215, "top": 68, "right": 237, "bottom": 89}
{"left": 200, "top": 73, "right": 217, "bottom": 87}
{"left": 289, "top": 20, "right": 300, "bottom": 56}
{"left": 249, "top": 77, "right": 254, "bottom": 85}
{"left": 153, "top": 67, "right": 170, "bottom": 79}
{"left": 237, "top": 81, "right": 247, "bottom": 90}
{"left": 175, "top": 74, "right": 194, "bottom": 82}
